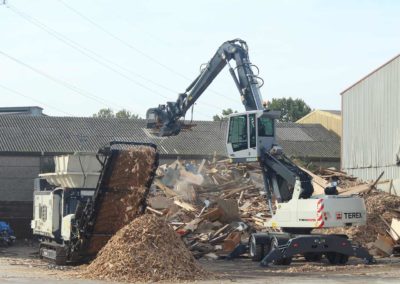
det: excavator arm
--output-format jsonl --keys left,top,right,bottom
{"left": 146, "top": 39, "right": 313, "bottom": 204}
{"left": 146, "top": 39, "right": 264, "bottom": 136}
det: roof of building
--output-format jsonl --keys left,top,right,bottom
{"left": 341, "top": 54, "right": 400, "bottom": 95}
{"left": 296, "top": 109, "right": 341, "bottom": 124}
{"left": 0, "top": 106, "right": 44, "bottom": 116}
{"left": 0, "top": 116, "right": 340, "bottom": 159}
{"left": 321, "top": 110, "right": 341, "bottom": 116}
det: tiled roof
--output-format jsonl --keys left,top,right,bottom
{"left": 0, "top": 116, "right": 339, "bottom": 159}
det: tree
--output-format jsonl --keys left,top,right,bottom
{"left": 115, "top": 109, "right": 140, "bottom": 119}
{"left": 267, "top": 98, "right": 311, "bottom": 122}
{"left": 213, "top": 108, "right": 237, "bottom": 121}
{"left": 93, "top": 108, "right": 141, "bottom": 119}
{"left": 93, "top": 108, "right": 114, "bottom": 118}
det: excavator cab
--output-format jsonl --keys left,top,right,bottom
{"left": 226, "top": 110, "right": 280, "bottom": 163}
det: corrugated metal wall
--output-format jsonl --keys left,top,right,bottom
{"left": 342, "top": 55, "right": 400, "bottom": 187}
{"left": 298, "top": 110, "right": 342, "bottom": 136}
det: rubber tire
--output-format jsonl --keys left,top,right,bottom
{"left": 326, "top": 252, "right": 349, "bottom": 265}
{"left": 304, "top": 252, "right": 323, "bottom": 262}
{"left": 270, "top": 237, "right": 292, "bottom": 266}
{"left": 249, "top": 235, "right": 265, "bottom": 262}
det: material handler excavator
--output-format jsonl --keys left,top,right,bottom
{"left": 146, "top": 39, "right": 374, "bottom": 266}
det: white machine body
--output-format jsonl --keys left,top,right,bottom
{"left": 31, "top": 189, "right": 62, "bottom": 238}
{"left": 266, "top": 180, "right": 367, "bottom": 229}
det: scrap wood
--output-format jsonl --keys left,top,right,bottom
{"left": 209, "top": 232, "right": 230, "bottom": 245}
{"left": 239, "top": 200, "right": 252, "bottom": 211}
{"left": 183, "top": 218, "right": 203, "bottom": 232}
{"left": 207, "top": 168, "right": 219, "bottom": 174}
{"left": 146, "top": 206, "right": 164, "bottom": 216}
{"left": 219, "top": 185, "right": 255, "bottom": 199}
{"left": 365, "top": 171, "right": 385, "bottom": 194}
{"left": 379, "top": 215, "right": 400, "bottom": 242}
{"left": 340, "top": 183, "right": 372, "bottom": 195}
{"left": 373, "top": 234, "right": 394, "bottom": 256}
{"left": 200, "top": 207, "right": 223, "bottom": 222}
{"left": 217, "top": 199, "right": 240, "bottom": 223}
{"left": 174, "top": 199, "right": 197, "bottom": 212}
{"left": 210, "top": 224, "right": 230, "bottom": 239}
{"left": 154, "top": 179, "right": 177, "bottom": 197}
{"left": 389, "top": 218, "right": 400, "bottom": 241}
{"left": 299, "top": 166, "right": 346, "bottom": 194}
{"left": 252, "top": 216, "right": 266, "bottom": 223}
{"left": 180, "top": 169, "right": 204, "bottom": 185}
{"left": 148, "top": 195, "right": 173, "bottom": 210}
{"left": 223, "top": 232, "right": 241, "bottom": 252}
{"left": 320, "top": 168, "right": 356, "bottom": 179}
{"left": 197, "top": 159, "right": 206, "bottom": 174}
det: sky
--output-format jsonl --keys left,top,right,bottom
{"left": 0, "top": 0, "right": 399, "bottom": 120}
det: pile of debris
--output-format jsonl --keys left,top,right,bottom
{"left": 146, "top": 158, "right": 375, "bottom": 259}
{"left": 81, "top": 214, "right": 209, "bottom": 282}
{"left": 146, "top": 159, "right": 272, "bottom": 258}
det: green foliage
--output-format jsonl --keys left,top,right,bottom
{"left": 115, "top": 109, "right": 140, "bottom": 119}
{"left": 267, "top": 98, "right": 311, "bottom": 122}
{"left": 93, "top": 108, "right": 114, "bottom": 118}
{"left": 93, "top": 108, "right": 141, "bottom": 119}
{"left": 213, "top": 108, "right": 238, "bottom": 121}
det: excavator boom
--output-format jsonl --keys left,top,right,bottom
{"left": 146, "top": 39, "right": 264, "bottom": 136}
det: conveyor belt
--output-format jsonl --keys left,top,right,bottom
{"left": 72, "top": 141, "right": 159, "bottom": 260}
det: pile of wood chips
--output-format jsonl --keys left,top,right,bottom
{"left": 81, "top": 214, "right": 209, "bottom": 282}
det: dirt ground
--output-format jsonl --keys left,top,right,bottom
{"left": 2, "top": 242, "right": 400, "bottom": 284}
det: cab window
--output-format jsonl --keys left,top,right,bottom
{"left": 228, "top": 115, "right": 248, "bottom": 152}
{"left": 249, "top": 114, "right": 256, "bottom": 148}
{"left": 258, "top": 117, "right": 274, "bottom": 137}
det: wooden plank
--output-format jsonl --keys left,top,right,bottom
{"left": 146, "top": 206, "right": 164, "bottom": 216}
{"left": 219, "top": 185, "right": 254, "bottom": 199}
{"left": 210, "top": 224, "right": 229, "bottom": 239}
{"left": 373, "top": 234, "right": 394, "bottom": 256}
{"left": 154, "top": 179, "right": 177, "bottom": 197}
{"left": 197, "top": 159, "right": 206, "bottom": 174}
{"left": 389, "top": 218, "right": 400, "bottom": 241}
{"left": 173, "top": 199, "right": 197, "bottom": 212}
{"left": 223, "top": 232, "right": 241, "bottom": 253}
{"left": 201, "top": 208, "right": 223, "bottom": 222}
{"left": 340, "top": 183, "right": 371, "bottom": 195}
{"left": 299, "top": 166, "right": 345, "bottom": 194}
{"left": 365, "top": 171, "right": 385, "bottom": 194}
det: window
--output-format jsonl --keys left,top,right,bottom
{"left": 228, "top": 115, "right": 248, "bottom": 152}
{"left": 258, "top": 117, "right": 274, "bottom": 137}
{"left": 249, "top": 114, "right": 256, "bottom": 148}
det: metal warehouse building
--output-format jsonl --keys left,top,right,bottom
{"left": 341, "top": 54, "right": 400, "bottom": 194}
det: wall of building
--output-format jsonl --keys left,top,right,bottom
{"left": 342, "top": 55, "right": 400, "bottom": 194}
{"left": 297, "top": 110, "right": 342, "bottom": 136}
{"left": 0, "top": 155, "right": 41, "bottom": 238}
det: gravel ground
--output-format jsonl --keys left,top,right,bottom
{"left": 2, "top": 242, "right": 400, "bottom": 284}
